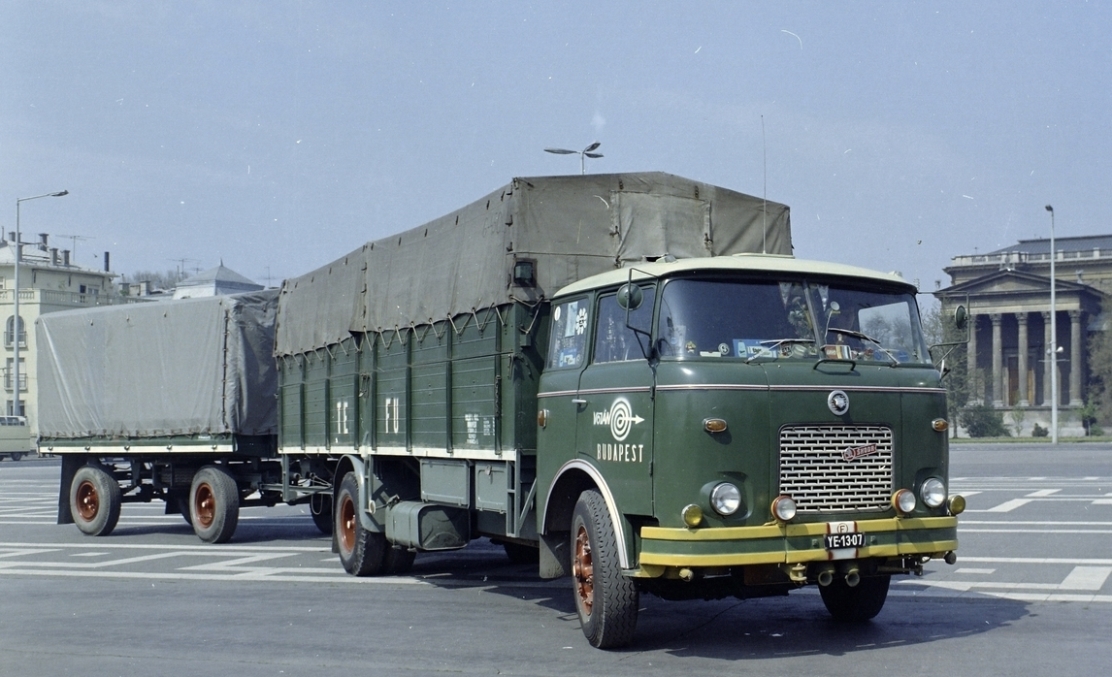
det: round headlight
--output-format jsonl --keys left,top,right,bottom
{"left": 710, "top": 482, "right": 741, "bottom": 516}
{"left": 681, "top": 503, "right": 704, "bottom": 528}
{"left": 920, "top": 478, "right": 946, "bottom": 508}
{"left": 892, "top": 488, "right": 917, "bottom": 515}
{"left": 771, "top": 495, "right": 797, "bottom": 522}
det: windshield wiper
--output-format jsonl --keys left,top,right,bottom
{"left": 746, "top": 338, "right": 815, "bottom": 363}
{"left": 826, "top": 328, "right": 899, "bottom": 366}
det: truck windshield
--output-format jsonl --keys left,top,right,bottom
{"left": 656, "top": 278, "right": 929, "bottom": 364}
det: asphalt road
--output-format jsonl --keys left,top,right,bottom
{"left": 1, "top": 444, "right": 1110, "bottom": 676}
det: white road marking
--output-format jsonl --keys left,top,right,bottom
{"left": 955, "top": 568, "right": 996, "bottom": 575}
{"left": 983, "top": 499, "right": 1032, "bottom": 512}
{"left": 1026, "top": 489, "right": 1061, "bottom": 497}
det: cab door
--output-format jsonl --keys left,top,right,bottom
{"left": 575, "top": 286, "right": 656, "bottom": 516}
{"left": 537, "top": 295, "right": 592, "bottom": 484}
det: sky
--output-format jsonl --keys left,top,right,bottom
{"left": 2, "top": 1, "right": 1109, "bottom": 301}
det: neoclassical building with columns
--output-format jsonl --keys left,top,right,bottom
{"left": 936, "top": 235, "right": 1112, "bottom": 436}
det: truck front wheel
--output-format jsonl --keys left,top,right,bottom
{"left": 335, "top": 471, "right": 387, "bottom": 576}
{"left": 570, "top": 489, "right": 639, "bottom": 649}
{"left": 819, "top": 574, "right": 891, "bottom": 621}
{"left": 70, "top": 465, "right": 121, "bottom": 536}
{"left": 189, "top": 465, "right": 240, "bottom": 543}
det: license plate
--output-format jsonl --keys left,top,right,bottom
{"left": 824, "top": 532, "right": 866, "bottom": 550}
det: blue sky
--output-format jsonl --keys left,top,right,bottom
{"left": 3, "top": 1, "right": 1109, "bottom": 297}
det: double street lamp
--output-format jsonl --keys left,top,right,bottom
{"left": 544, "top": 142, "right": 603, "bottom": 175}
{"left": 12, "top": 190, "right": 68, "bottom": 416}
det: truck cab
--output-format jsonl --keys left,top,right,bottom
{"left": 536, "top": 254, "right": 961, "bottom": 647}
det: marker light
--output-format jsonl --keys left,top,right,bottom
{"left": 681, "top": 504, "right": 704, "bottom": 528}
{"left": 931, "top": 418, "right": 949, "bottom": 432}
{"left": 920, "top": 478, "right": 946, "bottom": 508}
{"left": 771, "top": 495, "right": 797, "bottom": 522}
{"left": 703, "top": 418, "right": 728, "bottom": 434}
{"left": 710, "top": 483, "right": 741, "bottom": 516}
{"left": 892, "top": 489, "right": 917, "bottom": 515}
{"left": 948, "top": 494, "right": 967, "bottom": 516}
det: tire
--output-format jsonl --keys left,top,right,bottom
{"left": 189, "top": 465, "right": 240, "bottom": 543}
{"left": 335, "top": 471, "right": 387, "bottom": 576}
{"left": 819, "top": 574, "right": 891, "bottom": 622}
{"left": 310, "top": 492, "right": 333, "bottom": 535}
{"left": 10, "top": 452, "right": 23, "bottom": 462}
{"left": 70, "top": 465, "right": 121, "bottom": 537}
{"left": 570, "top": 489, "right": 639, "bottom": 649}
{"left": 175, "top": 495, "right": 193, "bottom": 526}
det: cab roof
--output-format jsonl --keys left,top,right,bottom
{"left": 553, "top": 253, "right": 915, "bottom": 298}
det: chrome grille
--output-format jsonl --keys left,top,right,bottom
{"left": 779, "top": 425, "right": 893, "bottom": 513}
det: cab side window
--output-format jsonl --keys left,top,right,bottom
{"left": 593, "top": 287, "right": 655, "bottom": 363}
{"left": 547, "top": 298, "right": 590, "bottom": 370}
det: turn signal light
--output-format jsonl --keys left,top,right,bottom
{"left": 703, "top": 418, "right": 728, "bottom": 434}
{"left": 948, "top": 494, "right": 967, "bottom": 516}
{"left": 681, "top": 504, "right": 704, "bottom": 528}
{"left": 931, "top": 418, "right": 949, "bottom": 432}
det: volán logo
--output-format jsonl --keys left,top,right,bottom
{"left": 593, "top": 398, "right": 644, "bottom": 442}
{"left": 842, "top": 444, "right": 878, "bottom": 462}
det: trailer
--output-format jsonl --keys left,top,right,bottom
{"left": 38, "top": 290, "right": 333, "bottom": 541}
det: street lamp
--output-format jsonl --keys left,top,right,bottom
{"left": 13, "top": 190, "right": 68, "bottom": 417}
{"left": 544, "top": 142, "right": 603, "bottom": 175}
{"left": 1046, "top": 204, "right": 1057, "bottom": 445}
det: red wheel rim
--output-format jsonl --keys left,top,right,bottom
{"left": 194, "top": 483, "right": 215, "bottom": 528}
{"left": 75, "top": 480, "right": 99, "bottom": 521}
{"left": 573, "top": 524, "right": 595, "bottom": 617}
{"left": 339, "top": 494, "right": 356, "bottom": 554}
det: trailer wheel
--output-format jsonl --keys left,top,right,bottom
{"left": 570, "top": 489, "right": 639, "bottom": 649}
{"left": 310, "top": 492, "right": 333, "bottom": 535}
{"left": 70, "top": 465, "right": 121, "bottom": 537}
{"left": 189, "top": 465, "right": 240, "bottom": 544}
{"left": 336, "top": 471, "right": 386, "bottom": 576}
{"left": 175, "top": 495, "right": 193, "bottom": 526}
{"left": 819, "top": 574, "right": 891, "bottom": 622}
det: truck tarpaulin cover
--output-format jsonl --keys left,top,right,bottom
{"left": 275, "top": 172, "right": 791, "bottom": 356}
{"left": 36, "top": 290, "right": 278, "bottom": 439}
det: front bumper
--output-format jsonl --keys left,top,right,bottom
{"left": 632, "top": 516, "right": 957, "bottom": 577}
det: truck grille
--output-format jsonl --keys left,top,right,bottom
{"left": 778, "top": 425, "right": 894, "bottom": 513}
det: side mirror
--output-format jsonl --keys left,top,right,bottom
{"left": 953, "top": 304, "right": 968, "bottom": 330}
{"left": 616, "top": 283, "right": 643, "bottom": 311}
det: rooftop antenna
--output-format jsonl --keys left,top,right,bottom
{"left": 55, "top": 234, "right": 92, "bottom": 259}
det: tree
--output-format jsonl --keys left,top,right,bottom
{"left": 924, "top": 303, "right": 972, "bottom": 436}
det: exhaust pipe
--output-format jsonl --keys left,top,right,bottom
{"left": 841, "top": 564, "right": 861, "bottom": 588}
{"left": 816, "top": 565, "right": 836, "bottom": 587}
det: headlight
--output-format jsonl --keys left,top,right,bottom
{"left": 920, "top": 478, "right": 946, "bottom": 508}
{"left": 771, "top": 495, "right": 797, "bottom": 522}
{"left": 710, "top": 483, "right": 741, "bottom": 516}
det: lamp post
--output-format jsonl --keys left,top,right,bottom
{"left": 544, "top": 142, "right": 603, "bottom": 174}
{"left": 1046, "top": 204, "right": 1057, "bottom": 445}
{"left": 13, "top": 190, "right": 68, "bottom": 417}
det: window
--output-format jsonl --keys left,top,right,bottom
{"left": 4, "top": 316, "right": 25, "bottom": 349}
{"left": 547, "top": 298, "right": 590, "bottom": 370}
{"left": 593, "top": 287, "right": 656, "bottom": 363}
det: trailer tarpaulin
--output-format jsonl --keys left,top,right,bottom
{"left": 36, "top": 290, "right": 278, "bottom": 439}
{"left": 275, "top": 172, "right": 791, "bottom": 356}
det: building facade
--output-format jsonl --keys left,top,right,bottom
{"left": 0, "top": 239, "right": 126, "bottom": 433}
{"left": 936, "top": 235, "right": 1112, "bottom": 435}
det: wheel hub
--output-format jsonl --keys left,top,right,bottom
{"left": 75, "top": 480, "right": 99, "bottom": 521}
{"left": 573, "top": 524, "right": 595, "bottom": 616}
{"left": 194, "top": 483, "right": 216, "bottom": 528}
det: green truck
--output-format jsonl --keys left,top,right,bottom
{"left": 40, "top": 173, "right": 962, "bottom": 648}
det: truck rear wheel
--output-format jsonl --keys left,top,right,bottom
{"left": 571, "top": 489, "right": 639, "bottom": 649}
{"left": 70, "top": 465, "right": 121, "bottom": 537}
{"left": 189, "top": 465, "right": 240, "bottom": 543}
{"left": 819, "top": 574, "right": 891, "bottom": 621}
{"left": 336, "top": 471, "right": 387, "bottom": 576}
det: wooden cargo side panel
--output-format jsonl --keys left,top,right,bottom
{"left": 328, "top": 337, "right": 361, "bottom": 450}
{"left": 375, "top": 335, "right": 409, "bottom": 451}
{"left": 302, "top": 351, "right": 329, "bottom": 449}
{"left": 410, "top": 332, "right": 450, "bottom": 451}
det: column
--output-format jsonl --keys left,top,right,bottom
{"left": 1042, "top": 311, "right": 1052, "bottom": 406}
{"left": 991, "top": 313, "right": 1003, "bottom": 407}
{"left": 966, "top": 313, "right": 979, "bottom": 403}
{"left": 1069, "top": 309, "right": 1083, "bottom": 406}
{"left": 1017, "top": 313, "right": 1029, "bottom": 407}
